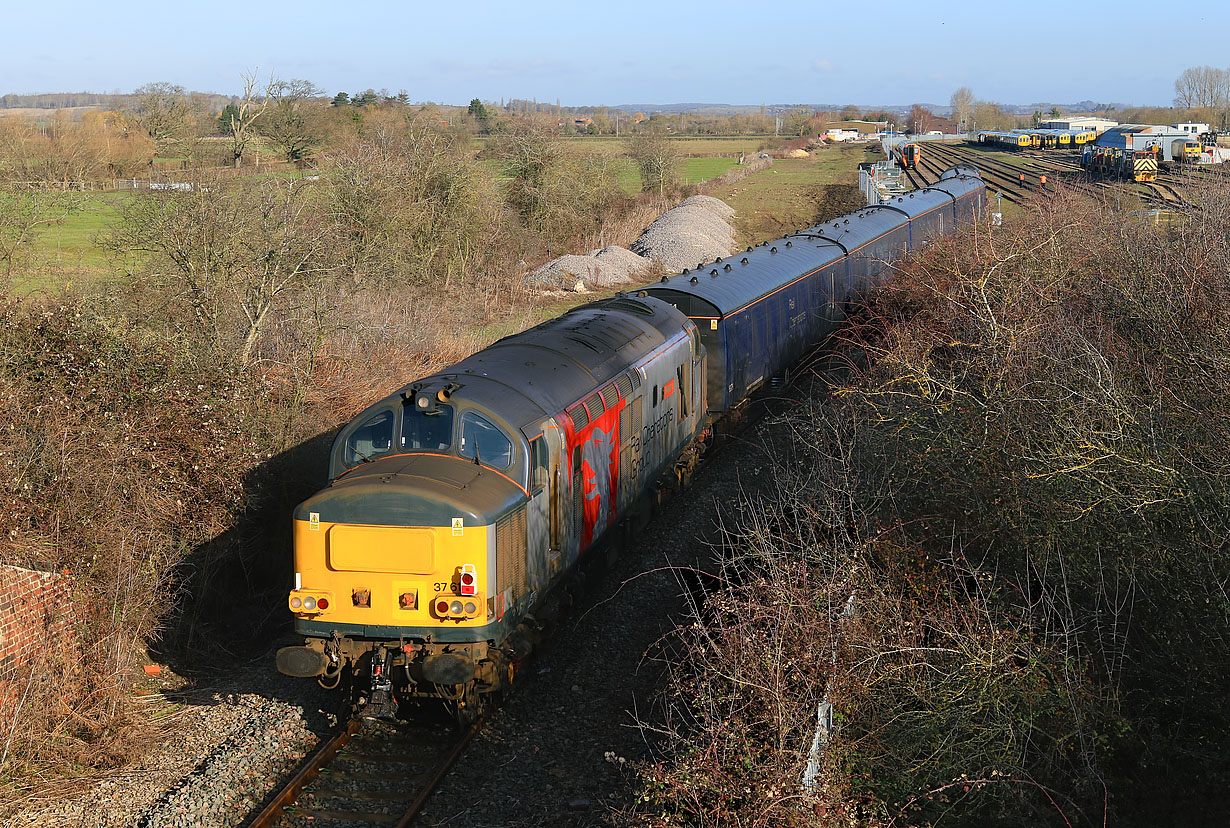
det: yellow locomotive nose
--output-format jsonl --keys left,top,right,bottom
{"left": 288, "top": 451, "right": 527, "bottom": 645}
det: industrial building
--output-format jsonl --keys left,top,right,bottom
{"left": 1038, "top": 116, "right": 1118, "bottom": 133}
{"left": 1093, "top": 124, "right": 1195, "bottom": 163}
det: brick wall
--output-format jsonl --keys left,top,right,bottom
{"left": 0, "top": 564, "right": 76, "bottom": 675}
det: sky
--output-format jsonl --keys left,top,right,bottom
{"left": 2, "top": 0, "right": 1226, "bottom": 108}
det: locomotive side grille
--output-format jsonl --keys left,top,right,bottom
{"left": 569, "top": 405, "right": 589, "bottom": 432}
{"left": 614, "top": 374, "right": 634, "bottom": 399}
{"left": 629, "top": 370, "right": 642, "bottom": 391}
{"left": 584, "top": 393, "right": 605, "bottom": 421}
{"left": 631, "top": 396, "right": 642, "bottom": 435}
{"left": 600, "top": 384, "right": 620, "bottom": 409}
{"left": 619, "top": 403, "right": 631, "bottom": 443}
{"left": 496, "top": 507, "right": 528, "bottom": 600}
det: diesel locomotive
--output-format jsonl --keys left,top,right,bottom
{"left": 276, "top": 165, "right": 986, "bottom": 722}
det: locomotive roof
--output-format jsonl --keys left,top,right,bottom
{"left": 404, "top": 295, "right": 688, "bottom": 433}
{"left": 641, "top": 235, "right": 845, "bottom": 318}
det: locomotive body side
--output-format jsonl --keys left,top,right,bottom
{"left": 278, "top": 296, "right": 704, "bottom": 714}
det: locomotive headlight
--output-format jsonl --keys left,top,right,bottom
{"left": 464, "top": 601, "right": 477, "bottom": 615}
{"left": 303, "top": 596, "right": 317, "bottom": 611}
{"left": 290, "top": 596, "right": 302, "bottom": 609}
{"left": 449, "top": 600, "right": 464, "bottom": 615}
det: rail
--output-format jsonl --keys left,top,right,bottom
{"left": 244, "top": 715, "right": 483, "bottom": 828}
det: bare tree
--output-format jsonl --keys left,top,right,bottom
{"left": 0, "top": 190, "right": 79, "bottom": 280}
{"left": 132, "top": 82, "right": 193, "bottom": 154}
{"left": 259, "top": 79, "right": 324, "bottom": 163}
{"left": 106, "top": 176, "right": 340, "bottom": 365}
{"left": 906, "top": 104, "right": 938, "bottom": 133}
{"left": 224, "top": 70, "right": 273, "bottom": 168}
{"left": 949, "top": 86, "right": 975, "bottom": 131}
{"left": 627, "top": 129, "right": 680, "bottom": 196}
{"left": 1174, "top": 66, "right": 1228, "bottom": 109}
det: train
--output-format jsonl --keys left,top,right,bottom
{"left": 1080, "top": 145, "right": 1159, "bottom": 182}
{"left": 275, "top": 165, "right": 987, "bottom": 723}
{"left": 975, "top": 129, "right": 1097, "bottom": 150}
{"left": 898, "top": 143, "right": 921, "bottom": 169}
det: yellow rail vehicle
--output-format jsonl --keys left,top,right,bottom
{"left": 1081, "top": 146, "right": 1157, "bottom": 182}
{"left": 979, "top": 131, "right": 1032, "bottom": 149}
{"left": 1173, "top": 138, "right": 1203, "bottom": 163}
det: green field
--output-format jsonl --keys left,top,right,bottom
{"left": 615, "top": 156, "right": 740, "bottom": 193}
{"left": 10, "top": 192, "right": 133, "bottom": 295}
{"left": 707, "top": 142, "right": 881, "bottom": 245}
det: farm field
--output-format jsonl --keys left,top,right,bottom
{"left": 12, "top": 191, "right": 133, "bottom": 296}
{"left": 12, "top": 137, "right": 871, "bottom": 296}
{"left": 707, "top": 141, "right": 881, "bottom": 245}
{"left": 613, "top": 156, "right": 740, "bottom": 192}
{"left": 558, "top": 135, "right": 776, "bottom": 158}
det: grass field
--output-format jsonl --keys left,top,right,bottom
{"left": 615, "top": 156, "right": 740, "bottom": 193}
{"left": 707, "top": 142, "right": 882, "bottom": 245}
{"left": 474, "top": 135, "right": 782, "bottom": 160}
{"left": 10, "top": 192, "right": 133, "bottom": 296}
{"left": 559, "top": 136, "right": 777, "bottom": 158}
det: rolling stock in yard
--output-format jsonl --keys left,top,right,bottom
{"left": 276, "top": 165, "right": 987, "bottom": 725}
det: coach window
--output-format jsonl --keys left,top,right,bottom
{"left": 459, "top": 411, "right": 512, "bottom": 468}
{"left": 343, "top": 410, "right": 393, "bottom": 468}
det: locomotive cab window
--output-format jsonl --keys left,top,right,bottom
{"left": 343, "top": 410, "right": 393, "bottom": 467}
{"left": 459, "top": 411, "right": 512, "bottom": 468}
{"left": 530, "top": 436, "right": 548, "bottom": 492}
{"left": 401, "top": 402, "right": 454, "bottom": 452}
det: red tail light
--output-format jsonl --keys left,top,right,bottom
{"left": 460, "top": 564, "right": 477, "bottom": 596}
{"left": 316, "top": 598, "right": 329, "bottom": 610}
{"left": 436, "top": 599, "right": 449, "bottom": 614}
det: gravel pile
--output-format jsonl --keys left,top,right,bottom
{"left": 530, "top": 246, "right": 654, "bottom": 291}
{"left": 630, "top": 195, "right": 738, "bottom": 273}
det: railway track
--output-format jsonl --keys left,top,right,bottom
{"left": 921, "top": 143, "right": 1032, "bottom": 202}
{"left": 247, "top": 715, "right": 479, "bottom": 828}
{"left": 921, "top": 142, "right": 1204, "bottom": 213}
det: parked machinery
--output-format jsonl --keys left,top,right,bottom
{"left": 276, "top": 166, "right": 988, "bottom": 723}
{"left": 1081, "top": 145, "right": 1158, "bottom": 182}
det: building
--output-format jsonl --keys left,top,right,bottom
{"left": 822, "top": 120, "right": 888, "bottom": 136}
{"left": 1039, "top": 116, "right": 1118, "bottom": 134}
{"left": 1094, "top": 124, "right": 1193, "bottom": 162}
{"left": 1173, "top": 122, "right": 1211, "bottom": 135}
